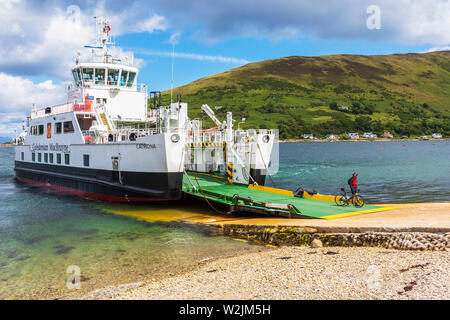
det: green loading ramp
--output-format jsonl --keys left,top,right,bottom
{"left": 182, "top": 172, "right": 393, "bottom": 219}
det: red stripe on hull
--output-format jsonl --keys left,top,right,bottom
{"left": 17, "top": 177, "right": 173, "bottom": 202}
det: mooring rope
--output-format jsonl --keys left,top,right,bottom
{"left": 192, "top": 171, "right": 232, "bottom": 216}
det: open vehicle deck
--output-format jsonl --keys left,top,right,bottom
{"left": 182, "top": 172, "right": 393, "bottom": 219}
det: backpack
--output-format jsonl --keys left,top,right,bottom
{"left": 347, "top": 177, "right": 353, "bottom": 186}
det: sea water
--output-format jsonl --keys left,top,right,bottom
{"left": 0, "top": 140, "right": 449, "bottom": 298}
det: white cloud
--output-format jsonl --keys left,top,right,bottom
{"left": 0, "top": 73, "right": 66, "bottom": 112}
{"left": 0, "top": 72, "right": 66, "bottom": 135}
{"left": 134, "top": 14, "right": 168, "bottom": 33}
{"left": 425, "top": 46, "right": 450, "bottom": 53}
{"left": 137, "top": 49, "right": 250, "bottom": 64}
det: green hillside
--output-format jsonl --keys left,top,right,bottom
{"left": 155, "top": 51, "right": 450, "bottom": 138}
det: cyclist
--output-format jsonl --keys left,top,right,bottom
{"left": 347, "top": 172, "right": 358, "bottom": 198}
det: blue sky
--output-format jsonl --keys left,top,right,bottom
{"left": 0, "top": 0, "right": 449, "bottom": 136}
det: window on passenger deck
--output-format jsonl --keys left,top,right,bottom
{"left": 65, "top": 154, "right": 70, "bottom": 165}
{"left": 38, "top": 125, "right": 44, "bottom": 135}
{"left": 21, "top": 152, "right": 24, "bottom": 161}
{"left": 83, "top": 154, "right": 90, "bottom": 167}
{"left": 38, "top": 153, "right": 42, "bottom": 162}
{"left": 32, "top": 153, "right": 35, "bottom": 162}
{"left": 55, "top": 122, "right": 62, "bottom": 134}
{"left": 107, "top": 69, "right": 119, "bottom": 85}
{"left": 49, "top": 153, "right": 54, "bottom": 164}
{"left": 57, "top": 153, "right": 61, "bottom": 164}
{"left": 63, "top": 121, "right": 74, "bottom": 133}
{"left": 44, "top": 153, "right": 48, "bottom": 163}
{"left": 82, "top": 68, "right": 94, "bottom": 82}
{"left": 127, "top": 72, "right": 136, "bottom": 87}
{"left": 120, "top": 70, "right": 129, "bottom": 86}
{"left": 95, "top": 68, "right": 106, "bottom": 85}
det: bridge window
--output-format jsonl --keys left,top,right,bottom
{"left": 82, "top": 68, "right": 94, "bottom": 82}
{"left": 49, "top": 153, "right": 54, "bottom": 164}
{"left": 44, "top": 153, "right": 48, "bottom": 163}
{"left": 38, "top": 125, "right": 44, "bottom": 135}
{"left": 107, "top": 69, "right": 119, "bottom": 85}
{"left": 127, "top": 72, "right": 136, "bottom": 87}
{"left": 76, "top": 69, "right": 82, "bottom": 84}
{"left": 38, "top": 153, "right": 42, "bottom": 162}
{"left": 73, "top": 70, "right": 79, "bottom": 84}
{"left": 57, "top": 153, "right": 61, "bottom": 164}
{"left": 120, "top": 70, "right": 129, "bottom": 86}
{"left": 65, "top": 154, "right": 70, "bottom": 165}
{"left": 63, "top": 121, "right": 74, "bottom": 133}
{"left": 95, "top": 68, "right": 106, "bottom": 85}
{"left": 32, "top": 153, "right": 35, "bottom": 162}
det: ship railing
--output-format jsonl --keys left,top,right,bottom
{"left": 31, "top": 102, "right": 97, "bottom": 119}
{"left": 81, "top": 81, "right": 147, "bottom": 93}
{"left": 76, "top": 55, "right": 134, "bottom": 67}
{"left": 186, "top": 129, "right": 276, "bottom": 145}
{"left": 82, "top": 127, "right": 161, "bottom": 144}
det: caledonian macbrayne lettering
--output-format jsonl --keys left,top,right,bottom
{"left": 30, "top": 143, "right": 69, "bottom": 152}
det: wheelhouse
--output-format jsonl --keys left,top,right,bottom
{"left": 72, "top": 65, "right": 138, "bottom": 89}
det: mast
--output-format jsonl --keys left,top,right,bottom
{"left": 84, "top": 16, "right": 114, "bottom": 63}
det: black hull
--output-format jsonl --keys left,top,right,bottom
{"left": 14, "top": 161, "right": 183, "bottom": 202}
{"left": 249, "top": 168, "right": 267, "bottom": 186}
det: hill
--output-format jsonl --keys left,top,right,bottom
{"left": 156, "top": 51, "right": 450, "bottom": 138}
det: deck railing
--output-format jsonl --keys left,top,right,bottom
{"left": 30, "top": 102, "right": 87, "bottom": 119}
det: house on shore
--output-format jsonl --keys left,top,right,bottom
{"left": 302, "top": 134, "right": 316, "bottom": 140}
{"left": 363, "top": 132, "right": 377, "bottom": 139}
{"left": 325, "top": 134, "right": 340, "bottom": 140}
{"left": 382, "top": 131, "right": 394, "bottom": 138}
{"left": 347, "top": 132, "right": 359, "bottom": 139}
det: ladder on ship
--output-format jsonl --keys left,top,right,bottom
{"left": 99, "top": 113, "right": 111, "bottom": 131}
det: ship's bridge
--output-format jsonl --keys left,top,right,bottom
{"left": 69, "top": 59, "right": 147, "bottom": 121}
{"left": 72, "top": 62, "right": 140, "bottom": 91}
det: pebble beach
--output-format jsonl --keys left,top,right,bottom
{"left": 80, "top": 245, "right": 449, "bottom": 300}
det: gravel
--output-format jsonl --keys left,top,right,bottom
{"left": 82, "top": 246, "right": 450, "bottom": 300}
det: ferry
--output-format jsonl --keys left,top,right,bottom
{"left": 13, "top": 17, "right": 277, "bottom": 203}
{"left": 13, "top": 17, "right": 187, "bottom": 201}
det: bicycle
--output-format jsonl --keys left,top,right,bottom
{"left": 334, "top": 187, "right": 365, "bottom": 207}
